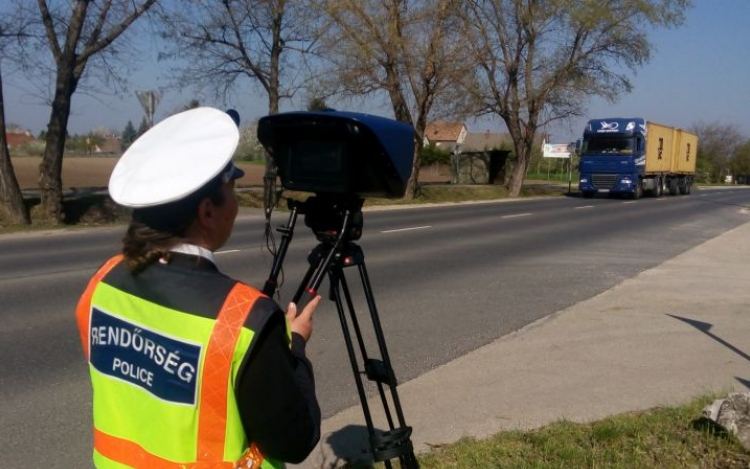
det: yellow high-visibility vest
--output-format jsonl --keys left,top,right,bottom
{"left": 76, "top": 255, "right": 283, "bottom": 469}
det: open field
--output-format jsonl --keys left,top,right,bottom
{"left": 2, "top": 156, "right": 462, "bottom": 228}
{"left": 10, "top": 156, "right": 454, "bottom": 190}
{"left": 10, "top": 156, "right": 270, "bottom": 190}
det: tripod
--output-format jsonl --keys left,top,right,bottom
{"left": 263, "top": 195, "right": 419, "bottom": 469}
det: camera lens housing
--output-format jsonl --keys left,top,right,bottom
{"left": 257, "top": 110, "right": 415, "bottom": 198}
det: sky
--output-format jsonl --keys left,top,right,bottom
{"left": 3, "top": 0, "right": 749, "bottom": 143}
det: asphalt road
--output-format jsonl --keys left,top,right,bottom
{"left": 2, "top": 187, "right": 750, "bottom": 469}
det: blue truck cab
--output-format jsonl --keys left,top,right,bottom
{"left": 578, "top": 118, "right": 646, "bottom": 198}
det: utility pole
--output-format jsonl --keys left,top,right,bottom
{"left": 135, "top": 90, "right": 160, "bottom": 128}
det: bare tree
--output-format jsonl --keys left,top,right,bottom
{"left": 157, "top": 0, "right": 320, "bottom": 115}
{"left": 461, "top": 0, "right": 690, "bottom": 197}
{"left": 32, "top": 0, "right": 157, "bottom": 224}
{"left": 731, "top": 139, "right": 750, "bottom": 182}
{"left": 691, "top": 121, "right": 745, "bottom": 183}
{"left": 318, "top": 0, "right": 465, "bottom": 199}
{"left": 0, "top": 71, "right": 31, "bottom": 225}
{"left": 0, "top": 4, "right": 32, "bottom": 224}
{"left": 157, "top": 0, "right": 322, "bottom": 214}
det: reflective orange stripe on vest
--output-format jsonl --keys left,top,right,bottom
{"left": 197, "top": 283, "right": 262, "bottom": 462}
{"left": 76, "top": 255, "right": 124, "bottom": 359}
{"left": 94, "top": 430, "right": 264, "bottom": 469}
{"left": 94, "top": 429, "right": 234, "bottom": 469}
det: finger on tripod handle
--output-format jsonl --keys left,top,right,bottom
{"left": 299, "top": 289, "right": 320, "bottom": 314}
{"left": 286, "top": 302, "right": 298, "bottom": 320}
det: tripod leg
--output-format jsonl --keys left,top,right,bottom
{"left": 327, "top": 266, "right": 377, "bottom": 433}
{"left": 262, "top": 204, "right": 299, "bottom": 297}
{"left": 330, "top": 255, "right": 419, "bottom": 468}
{"left": 355, "top": 262, "right": 418, "bottom": 468}
{"left": 336, "top": 266, "right": 397, "bottom": 430}
{"left": 357, "top": 261, "right": 410, "bottom": 427}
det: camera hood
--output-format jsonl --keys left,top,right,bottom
{"left": 257, "top": 110, "right": 415, "bottom": 198}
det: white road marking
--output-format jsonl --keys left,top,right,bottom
{"left": 501, "top": 213, "right": 532, "bottom": 219}
{"left": 574, "top": 205, "right": 594, "bottom": 209}
{"left": 381, "top": 226, "right": 432, "bottom": 233}
{"left": 216, "top": 249, "right": 241, "bottom": 255}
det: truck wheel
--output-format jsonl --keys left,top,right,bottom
{"left": 632, "top": 182, "right": 642, "bottom": 199}
{"left": 655, "top": 178, "right": 663, "bottom": 197}
{"left": 668, "top": 178, "right": 679, "bottom": 195}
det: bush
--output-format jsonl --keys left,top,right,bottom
{"left": 11, "top": 141, "right": 46, "bottom": 157}
{"left": 420, "top": 143, "right": 452, "bottom": 166}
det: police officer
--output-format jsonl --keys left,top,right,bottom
{"left": 76, "top": 107, "right": 321, "bottom": 469}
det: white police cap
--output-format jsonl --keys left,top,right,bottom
{"left": 109, "top": 107, "right": 242, "bottom": 208}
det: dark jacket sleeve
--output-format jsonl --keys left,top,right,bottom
{"left": 235, "top": 311, "right": 321, "bottom": 463}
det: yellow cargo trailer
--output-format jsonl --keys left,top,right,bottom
{"left": 671, "top": 128, "right": 699, "bottom": 174}
{"left": 644, "top": 122, "right": 674, "bottom": 173}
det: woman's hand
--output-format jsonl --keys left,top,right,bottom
{"left": 286, "top": 295, "right": 321, "bottom": 343}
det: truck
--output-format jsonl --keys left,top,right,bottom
{"left": 578, "top": 118, "right": 698, "bottom": 199}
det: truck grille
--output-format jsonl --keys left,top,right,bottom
{"left": 592, "top": 174, "right": 617, "bottom": 189}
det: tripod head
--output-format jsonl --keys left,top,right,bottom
{"left": 264, "top": 194, "right": 365, "bottom": 301}
{"left": 301, "top": 194, "right": 364, "bottom": 244}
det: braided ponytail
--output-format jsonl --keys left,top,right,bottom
{"left": 121, "top": 174, "right": 226, "bottom": 274}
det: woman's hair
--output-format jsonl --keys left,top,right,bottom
{"left": 122, "top": 175, "right": 226, "bottom": 273}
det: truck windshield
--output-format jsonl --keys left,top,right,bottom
{"left": 583, "top": 137, "right": 636, "bottom": 155}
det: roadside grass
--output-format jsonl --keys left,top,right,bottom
{"left": 346, "top": 394, "right": 749, "bottom": 469}
{"left": 272, "top": 182, "right": 569, "bottom": 211}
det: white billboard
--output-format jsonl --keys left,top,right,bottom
{"left": 543, "top": 143, "right": 571, "bottom": 158}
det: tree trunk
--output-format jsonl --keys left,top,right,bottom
{"left": 385, "top": 85, "right": 418, "bottom": 199}
{"left": 39, "top": 65, "right": 76, "bottom": 225}
{"left": 403, "top": 141, "right": 421, "bottom": 201}
{"left": 507, "top": 143, "right": 531, "bottom": 197}
{"left": 263, "top": 84, "right": 280, "bottom": 217}
{"left": 0, "top": 150, "right": 27, "bottom": 224}
{"left": 0, "top": 72, "right": 30, "bottom": 225}
{"left": 403, "top": 112, "right": 428, "bottom": 201}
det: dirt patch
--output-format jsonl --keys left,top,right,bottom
{"left": 11, "top": 156, "right": 269, "bottom": 190}
{"left": 4, "top": 157, "right": 271, "bottom": 229}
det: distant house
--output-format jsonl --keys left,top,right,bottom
{"left": 424, "top": 122, "right": 517, "bottom": 154}
{"left": 93, "top": 136, "right": 121, "bottom": 154}
{"left": 5, "top": 130, "right": 37, "bottom": 147}
{"left": 423, "top": 122, "right": 468, "bottom": 153}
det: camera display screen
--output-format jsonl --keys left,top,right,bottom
{"left": 285, "top": 140, "right": 348, "bottom": 193}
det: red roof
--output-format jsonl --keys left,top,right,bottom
{"left": 5, "top": 131, "right": 37, "bottom": 147}
{"left": 425, "top": 122, "right": 466, "bottom": 143}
